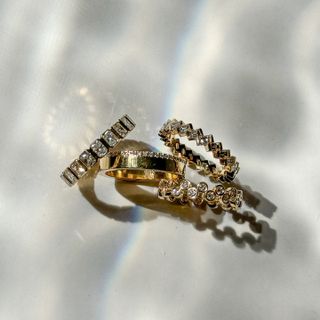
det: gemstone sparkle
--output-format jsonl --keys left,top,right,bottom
{"left": 112, "top": 122, "right": 128, "bottom": 138}
{"left": 70, "top": 159, "right": 87, "bottom": 178}
{"left": 101, "top": 130, "right": 118, "bottom": 148}
{"left": 79, "top": 150, "right": 97, "bottom": 168}
{"left": 90, "top": 139, "right": 108, "bottom": 158}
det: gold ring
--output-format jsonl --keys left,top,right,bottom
{"left": 60, "top": 114, "right": 136, "bottom": 186}
{"left": 159, "top": 119, "right": 239, "bottom": 182}
{"left": 158, "top": 178, "right": 243, "bottom": 211}
{"left": 99, "top": 150, "right": 187, "bottom": 182}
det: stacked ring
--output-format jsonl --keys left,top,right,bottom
{"left": 159, "top": 119, "right": 239, "bottom": 182}
{"left": 60, "top": 114, "right": 135, "bottom": 186}
{"left": 99, "top": 150, "right": 187, "bottom": 182}
{"left": 158, "top": 178, "right": 243, "bottom": 211}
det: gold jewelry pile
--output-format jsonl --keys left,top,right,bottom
{"left": 61, "top": 115, "right": 243, "bottom": 212}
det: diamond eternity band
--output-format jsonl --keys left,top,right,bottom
{"left": 159, "top": 119, "right": 240, "bottom": 182}
{"left": 60, "top": 114, "right": 135, "bottom": 186}
{"left": 158, "top": 178, "right": 243, "bottom": 211}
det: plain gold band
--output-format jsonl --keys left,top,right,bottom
{"left": 99, "top": 151, "right": 186, "bottom": 182}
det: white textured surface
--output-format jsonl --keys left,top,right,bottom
{"left": 1, "top": 1, "right": 320, "bottom": 319}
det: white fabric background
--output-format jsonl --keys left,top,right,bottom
{"left": 1, "top": 1, "right": 320, "bottom": 319}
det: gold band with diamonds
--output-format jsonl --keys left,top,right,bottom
{"left": 99, "top": 150, "right": 187, "bottom": 182}
{"left": 158, "top": 178, "right": 243, "bottom": 211}
{"left": 159, "top": 119, "right": 240, "bottom": 182}
{"left": 60, "top": 114, "right": 136, "bottom": 186}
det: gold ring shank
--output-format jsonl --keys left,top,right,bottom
{"left": 99, "top": 151, "right": 186, "bottom": 182}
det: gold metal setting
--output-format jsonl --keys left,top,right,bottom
{"left": 60, "top": 114, "right": 136, "bottom": 186}
{"left": 99, "top": 150, "right": 187, "bottom": 182}
{"left": 158, "top": 178, "right": 243, "bottom": 211}
{"left": 159, "top": 119, "right": 240, "bottom": 182}
{"left": 60, "top": 114, "right": 245, "bottom": 214}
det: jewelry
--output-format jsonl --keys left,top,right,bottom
{"left": 99, "top": 150, "right": 187, "bottom": 182}
{"left": 60, "top": 114, "right": 135, "bottom": 186}
{"left": 158, "top": 178, "right": 243, "bottom": 211}
{"left": 159, "top": 119, "right": 239, "bottom": 182}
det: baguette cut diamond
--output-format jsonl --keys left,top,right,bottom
{"left": 79, "top": 150, "right": 97, "bottom": 168}
{"left": 90, "top": 139, "right": 108, "bottom": 157}
{"left": 112, "top": 122, "right": 127, "bottom": 138}
{"left": 61, "top": 168, "right": 78, "bottom": 186}
{"left": 70, "top": 159, "right": 87, "bottom": 178}
{"left": 101, "top": 130, "right": 118, "bottom": 147}
{"left": 60, "top": 114, "right": 136, "bottom": 187}
{"left": 120, "top": 115, "right": 135, "bottom": 131}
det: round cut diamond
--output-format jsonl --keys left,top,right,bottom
{"left": 180, "top": 179, "right": 189, "bottom": 189}
{"left": 187, "top": 187, "right": 197, "bottom": 199}
{"left": 171, "top": 188, "right": 181, "bottom": 197}
{"left": 215, "top": 185, "right": 225, "bottom": 196}
{"left": 197, "top": 182, "right": 208, "bottom": 193}
{"left": 206, "top": 190, "right": 215, "bottom": 201}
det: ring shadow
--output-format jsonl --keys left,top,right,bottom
{"left": 78, "top": 139, "right": 277, "bottom": 253}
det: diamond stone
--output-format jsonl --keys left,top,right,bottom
{"left": 90, "top": 139, "right": 108, "bottom": 158}
{"left": 222, "top": 194, "right": 230, "bottom": 204}
{"left": 70, "top": 159, "right": 87, "bottom": 178}
{"left": 180, "top": 179, "right": 190, "bottom": 189}
{"left": 171, "top": 188, "right": 181, "bottom": 197}
{"left": 187, "top": 187, "right": 197, "bottom": 199}
{"left": 212, "top": 142, "right": 223, "bottom": 156}
{"left": 196, "top": 158, "right": 202, "bottom": 167}
{"left": 197, "top": 135, "right": 211, "bottom": 146}
{"left": 79, "top": 150, "right": 97, "bottom": 168}
{"left": 101, "top": 130, "right": 118, "bottom": 147}
{"left": 61, "top": 168, "right": 78, "bottom": 186}
{"left": 170, "top": 119, "right": 181, "bottom": 131}
{"left": 215, "top": 185, "right": 225, "bottom": 196}
{"left": 187, "top": 129, "right": 198, "bottom": 140}
{"left": 178, "top": 124, "right": 192, "bottom": 136}
{"left": 225, "top": 156, "right": 236, "bottom": 166}
{"left": 197, "top": 182, "right": 208, "bottom": 193}
{"left": 218, "top": 149, "right": 231, "bottom": 158}
{"left": 112, "top": 122, "right": 128, "bottom": 138}
{"left": 206, "top": 190, "right": 215, "bottom": 202}
{"left": 236, "top": 199, "right": 242, "bottom": 208}
{"left": 120, "top": 115, "right": 135, "bottom": 131}
{"left": 202, "top": 162, "right": 210, "bottom": 173}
